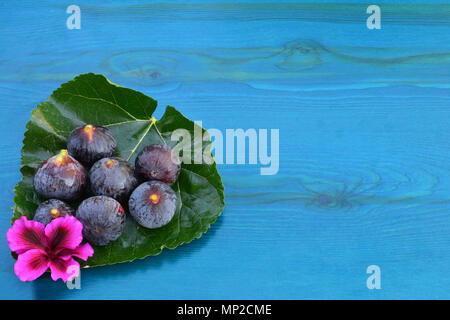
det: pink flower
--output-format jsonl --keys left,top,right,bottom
{"left": 6, "top": 215, "right": 94, "bottom": 282}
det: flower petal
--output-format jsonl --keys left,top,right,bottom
{"left": 49, "top": 257, "right": 80, "bottom": 282}
{"left": 72, "top": 243, "right": 94, "bottom": 261}
{"left": 14, "top": 249, "right": 49, "bottom": 282}
{"left": 59, "top": 243, "right": 94, "bottom": 261}
{"left": 7, "top": 216, "right": 47, "bottom": 254}
{"left": 45, "top": 215, "right": 83, "bottom": 251}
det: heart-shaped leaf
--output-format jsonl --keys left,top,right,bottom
{"left": 12, "top": 73, "right": 225, "bottom": 267}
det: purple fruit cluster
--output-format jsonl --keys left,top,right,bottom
{"left": 32, "top": 124, "right": 181, "bottom": 246}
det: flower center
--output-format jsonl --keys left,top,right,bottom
{"left": 83, "top": 124, "right": 95, "bottom": 142}
{"left": 50, "top": 208, "right": 60, "bottom": 219}
{"left": 55, "top": 149, "right": 69, "bottom": 166}
{"left": 149, "top": 193, "right": 160, "bottom": 205}
{"left": 150, "top": 170, "right": 158, "bottom": 177}
{"left": 105, "top": 159, "right": 116, "bottom": 168}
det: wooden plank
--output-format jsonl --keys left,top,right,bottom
{"left": 0, "top": 1, "right": 449, "bottom": 299}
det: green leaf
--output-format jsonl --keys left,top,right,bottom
{"left": 12, "top": 73, "right": 225, "bottom": 268}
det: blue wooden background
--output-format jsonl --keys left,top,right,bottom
{"left": 1, "top": 0, "right": 449, "bottom": 299}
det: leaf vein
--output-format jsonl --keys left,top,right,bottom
{"left": 59, "top": 92, "right": 138, "bottom": 120}
{"left": 126, "top": 121, "right": 154, "bottom": 161}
